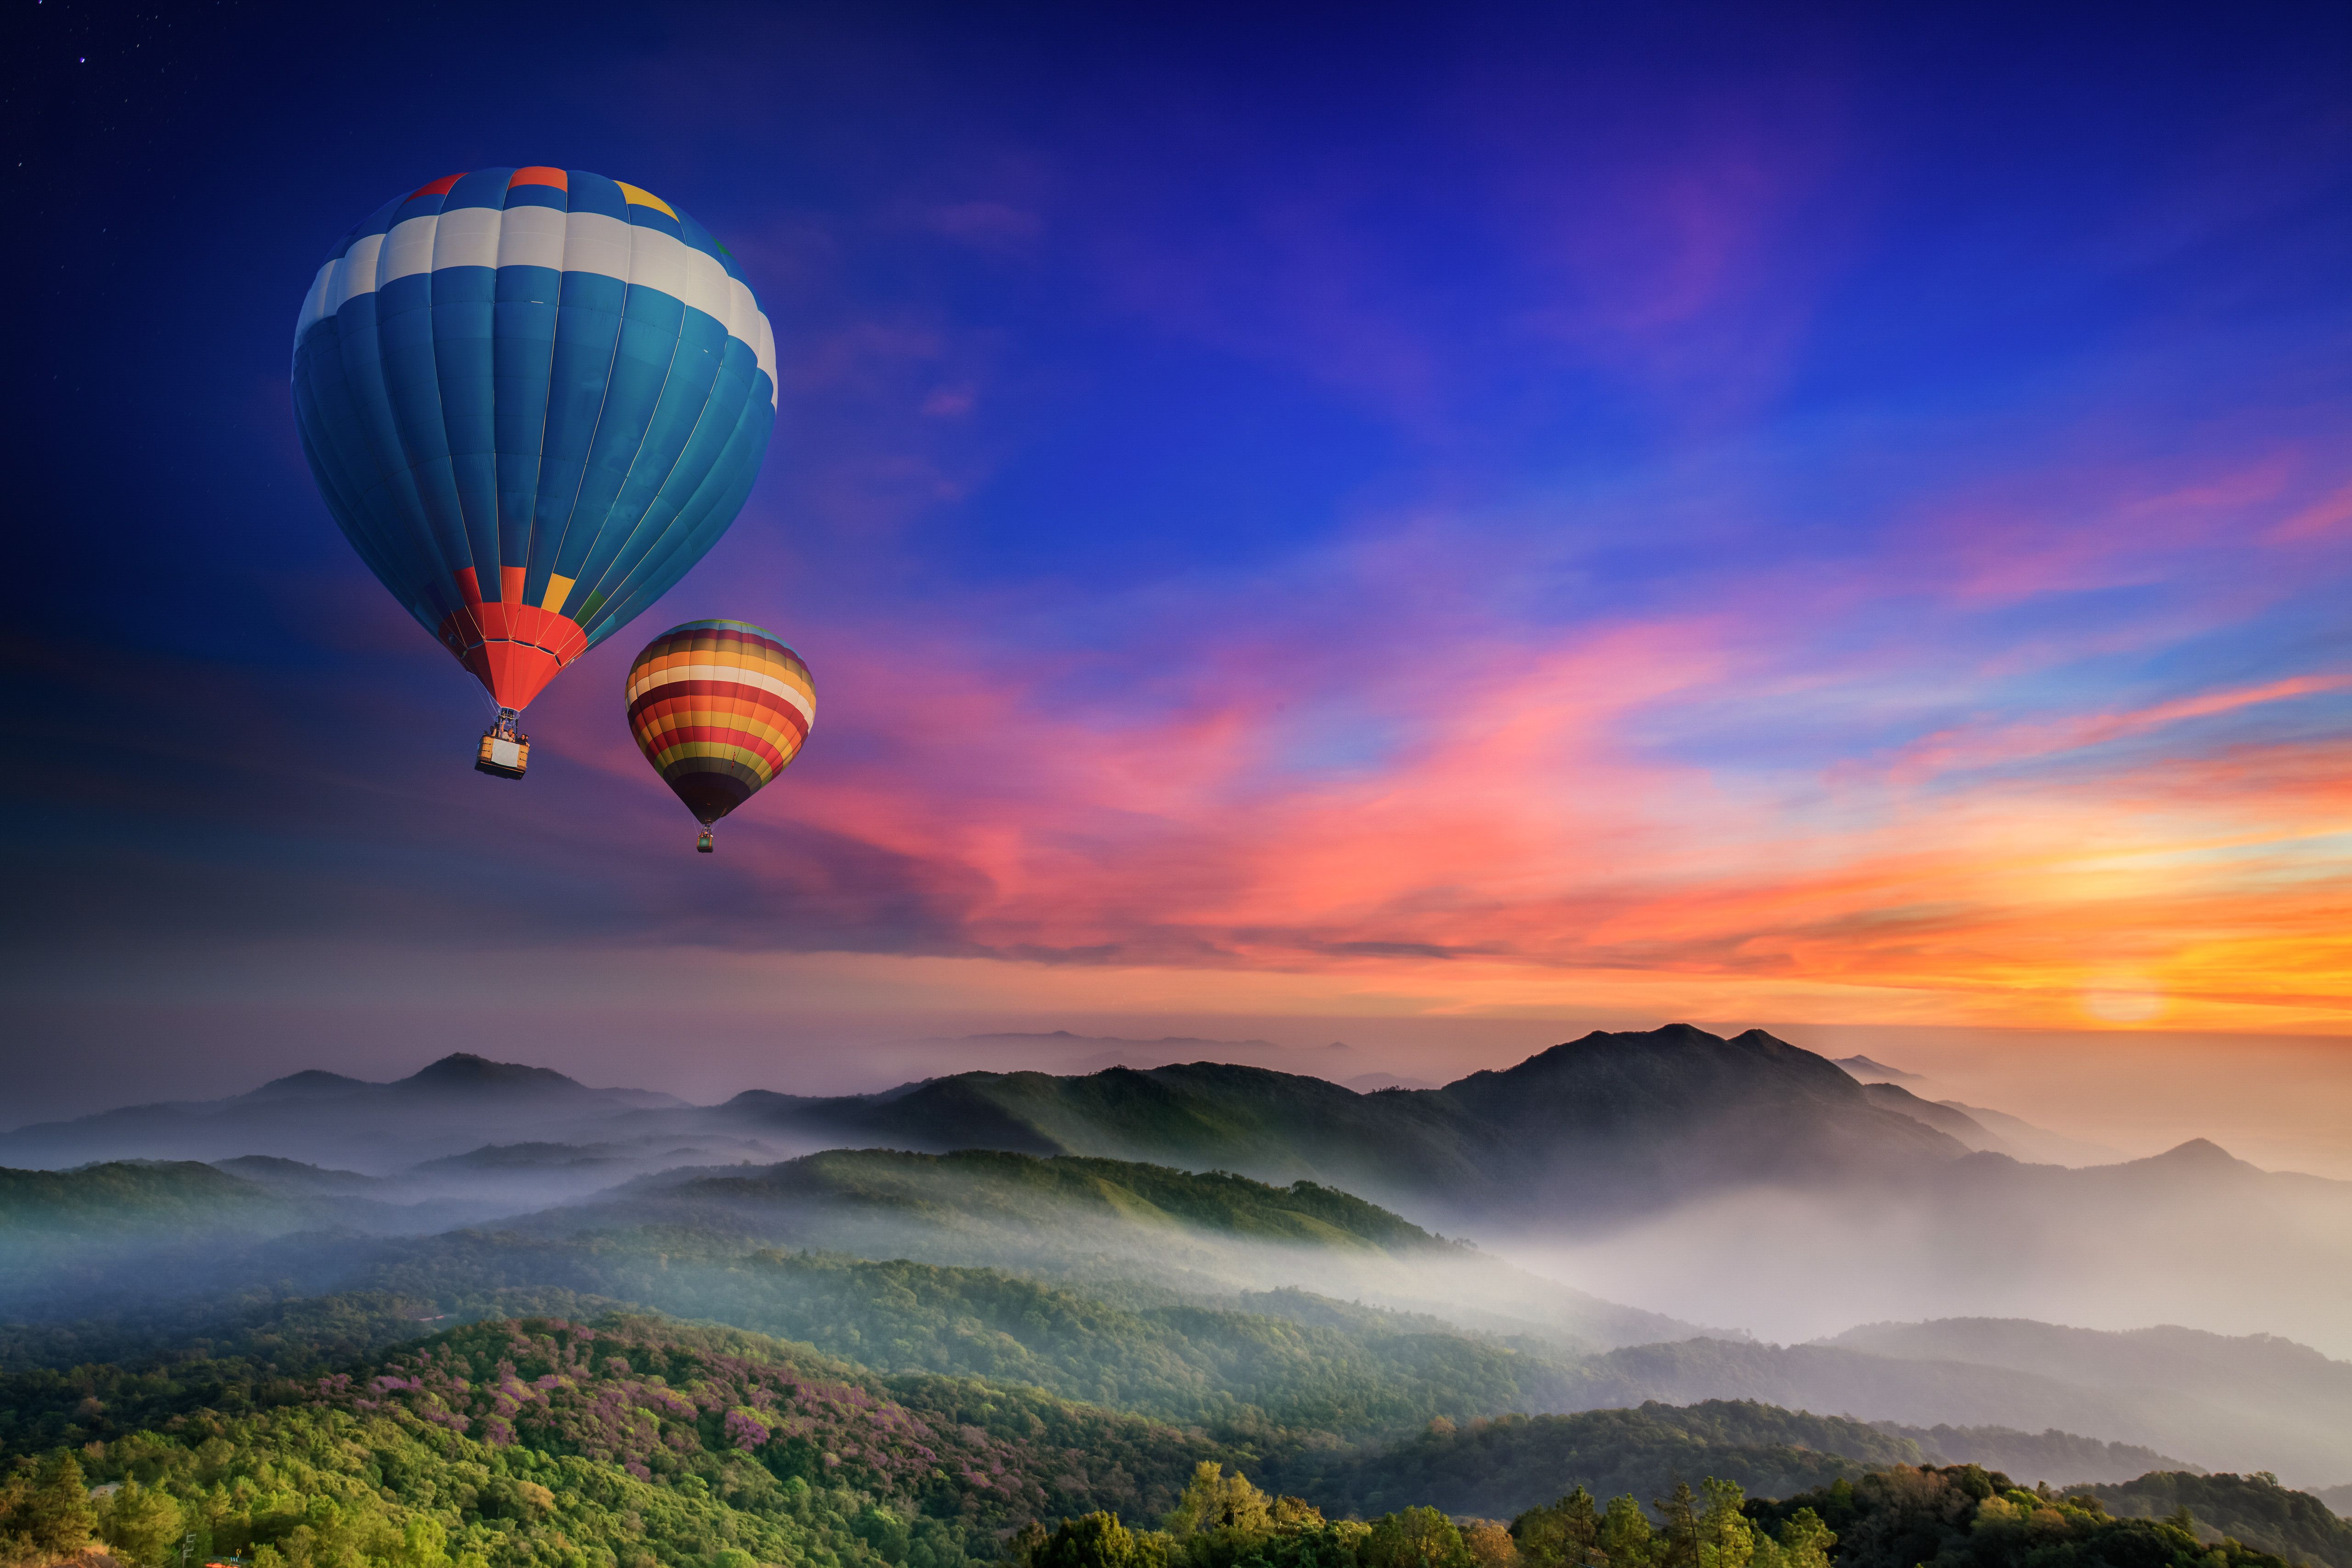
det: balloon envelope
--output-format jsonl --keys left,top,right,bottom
{"left": 626, "top": 620, "right": 813, "bottom": 827}
{"left": 291, "top": 168, "right": 777, "bottom": 711}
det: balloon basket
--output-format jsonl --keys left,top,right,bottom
{"left": 475, "top": 710, "right": 530, "bottom": 780}
{"left": 697, "top": 829, "right": 714, "bottom": 854}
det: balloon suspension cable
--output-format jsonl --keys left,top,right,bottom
{"left": 697, "top": 827, "right": 715, "bottom": 854}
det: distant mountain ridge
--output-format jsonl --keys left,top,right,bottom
{"left": 0, "top": 1053, "right": 688, "bottom": 1172}
{"left": 707, "top": 1024, "right": 1973, "bottom": 1226}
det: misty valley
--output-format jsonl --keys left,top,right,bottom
{"left": 5, "top": 1027, "right": 2350, "bottom": 1568}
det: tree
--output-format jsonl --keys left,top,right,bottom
{"left": 96, "top": 1481, "right": 185, "bottom": 1568}
{"left": 1010, "top": 1522, "right": 1053, "bottom": 1568}
{"left": 1600, "top": 1495, "right": 1654, "bottom": 1568}
{"left": 1036, "top": 1513, "right": 1170, "bottom": 1568}
{"left": 1696, "top": 1480, "right": 1753, "bottom": 1568}
{"left": 1168, "top": 1466, "right": 1275, "bottom": 1543}
{"left": 1654, "top": 1483, "right": 1703, "bottom": 1568}
{"left": 1364, "top": 1509, "right": 1470, "bottom": 1568}
{"left": 1167, "top": 1465, "right": 1277, "bottom": 1568}
{"left": 16, "top": 1454, "right": 96, "bottom": 1556}
{"left": 1767, "top": 1510, "right": 1833, "bottom": 1568}
{"left": 1513, "top": 1489, "right": 1601, "bottom": 1568}
{"left": 1464, "top": 1522, "right": 1518, "bottom": 1568}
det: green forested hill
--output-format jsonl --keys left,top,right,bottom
{"left": 727, "top": 1026, "right": 1964, "bottom": 1224}
{"left": 5, "top": 1302, "right": 2346, "bottom": 1568}
{"left": 0, "top": 1311, "right": 1217, "bottom": 1568}
{"left": 2086, "top": 1473, "right": 2352, "bottom": 1568}
{"left": 1748, "top": 1465, "right": 2301, "bottom": 1568}
{"left": 0, "top": 1162, "right": 295, "bottom": 1239}
{"left": 1878, "top": 1422, "right": 2189, "bottom": 1486}
{"left": 337, "top": 1236, "right": 1596, "bottom": 1442}
{"left": 549, "top": 1149, "right": 1701, "bottom": 1348}
{"left": 1267, "top": 1402, "right": 1922, "bottom": 1519}
{"left": 602, "top": 1149, "right": 1447, "bottom": 1257}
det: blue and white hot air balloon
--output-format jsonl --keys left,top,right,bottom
{"left": 291, "top": 167, "right": 777, "bottom": 776}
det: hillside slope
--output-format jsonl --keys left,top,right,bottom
{"left": 1821, "top": 1319, "right": 2352, "bottom": 1488}
{"left": 2086, "top": 1472, "right": 2352, "bottom": 1568}
{"left": 550, "top": 1148, "right": 1705, "bottom": 1347}
{"left": 717, "top": 1025, "right": 1968, "bottom": 1226}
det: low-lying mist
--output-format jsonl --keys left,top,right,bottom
{"left": 1489, "top": 1160, "right": 2352, "bottom": 1356}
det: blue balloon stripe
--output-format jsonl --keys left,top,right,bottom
{"left": 325, "top": 294, "right": 473, "bottom": 628}
{"left": 290, "top": 337, "right": 415, "bottom": 606}
{"left": 294, "top": 329, "right": 445, "bottom": 623}
{"left": 490, "top": 268, "right": 561, "bottom": 570}
{"left": 592, "top": 373, "right": 773, "bottom": 642}
{"left": 373, "top": 273, "right": 487, "bottom": 609}
{"left": 429, "top": 266, "right": 502, "bottom": 600}
{"left": 530, "top": 270, "right": 629, "bottom": 551}
{"left": 588, "top": 308, "right": 731, "bottom": 572}
{"left": 565, "top": 322, "right": 762, "bottom": 634}
{"left": 543, "top": 294, "right": 706, "bottom": 594}
{"left": 539, "top": 286, "right": 690, "bottom": 606}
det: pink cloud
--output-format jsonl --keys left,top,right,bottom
{"left": 1886, "top": 673, "right": 2352, "bottom": 783}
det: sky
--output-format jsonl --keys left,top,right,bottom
{"left": 5, "top": 2, "right": 2350, "bottom": 1158}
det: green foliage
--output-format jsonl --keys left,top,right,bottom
{"left": 96, "top": 1478, "right": 187, "bottom": 1567}
{"left": 2085, "top": 1473, "right": 2352, "bottom": 1568}
{"left": 1512, "top": 1487, "right": 1601, "bottom": 1568}
{"left": 1875, "top": 1425, "right": 2186, "bottom": 1487}
{"left": 1165, "top": 1464, "right": 1273, "bottom": 1557}
{"left": 1362, "top": 1508, "right": 1469, "bottom": 1568}
{"left": 1033, "top": 1513, "right": 1171, "bottom": 1568}
{"left": 1596, "top": 1497, "right": 1651, "bottom": 1567}
{"left": 334, "top": 1237, "right": 1590, "bottom": 1447}
{"left": 1, "top": 1450, "right": 98, "bottom": 1564}
{"left": 0, "top": 1309, "right": 1250, "bottom": 1568}
{"left": 1747, "top": 1464, "right": 2303, "bottom": 1568}
{"left": 768, "top": 1153, "right": 1446, "bottom": 1256}
{"left": 1270, "top": 1405, "right": 1916, "bottom": 1522}
{"left": 0, "top": 1163, "right": 288, "bottom": 1238}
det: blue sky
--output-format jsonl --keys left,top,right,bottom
{"left": 5, "top": 1, "right": 2349, "bottom": 1136}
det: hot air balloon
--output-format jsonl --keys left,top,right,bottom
{"left": 290, "top": 168, "right": 777, "bottom": 778}
{"left": 626, "top": 620, "right": 813, "bottom": 852}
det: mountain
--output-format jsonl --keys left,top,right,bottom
{"left": 0, "top": 1054, "right": 690, "bottom": 1173}
{"left": 14, "top": 1030, "right": 2347, "bottom": 1367}
{"left": 0, "top": 1160, "right": 508, "bottom": 1314}
{"left": 1267, "top": 1400, "right": 1922, "bottom": 1519}
{"left": 2084, "top": 1472, "right": 2352, "bottom": 1568}
{"left": 1820, "top": 1319, "right": 2352, "bottom": 1488}
{"left": 1859, "top": 1083, "right": 2016, "bottom": 1154}
{"left": 1749, "top": 1465, "right": 2310, "bottom": 1568}
{"left": 1935, "top": 1100, "right": 2128, "bottom": 1166}
{"left": 1875, "top": 1422, "right": 2193, "bottom": 1485}
{"left": 1834, "top": 1055, "right": 1926, "bottom": 1082}
{"left": 0, "top": 1160, "right": 300, "bottom": 1248}
{"left": 537, "top": 1147, "right": 1709, "bottom": 1348}
{"left": 5, "top": 1294, "right": 2315, "bottom": 1568}
{"left": 0, "top": 1309, "right": 1225, "bottom": 1564}
{"left": 211, "top": 1155, "right": 384, "bottom": 1195}
{"left": 398, "top": 1149, "right": 2348, "bottom": 1485}
{"left": 713, "top": 1025, "right": 1971, "bottom": 1226}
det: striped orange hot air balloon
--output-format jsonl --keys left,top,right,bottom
{"left": 624, "top": 620, "right": 814, "bottom": 852}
